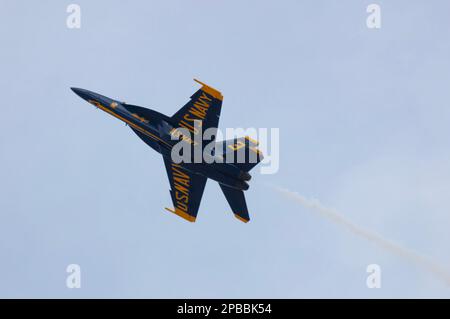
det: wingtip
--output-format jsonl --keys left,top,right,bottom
{"left": 234, "top": 214, "right": 250, "bottom": 223}
{"left": 165, "top": 207, "right": 196, "bottom": 222}
{"left": 193, "top": 78, "right": 205, "bottom": 86}
{"left": 193, "top": 78, "right": 223, "bottom": 101}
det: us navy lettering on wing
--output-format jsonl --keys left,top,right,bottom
{"left": 171, "top": 163, "right": 190, "bottom": 213}
{"left": 178, "top": 92, "right": 212, "bottom": 135}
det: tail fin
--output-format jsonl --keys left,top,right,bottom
{"left": 220, "top": 184, "right": 250, "bottom": 223}
{"left": 216, "top": 136, "right": 263, "bottom": 172}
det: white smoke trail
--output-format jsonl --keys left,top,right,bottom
{"left": 270, "top": 184, "right": 450, "bottom": 286}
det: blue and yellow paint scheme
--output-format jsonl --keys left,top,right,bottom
{"left": 71, "top": 80, "right": 263, "bottom": 223}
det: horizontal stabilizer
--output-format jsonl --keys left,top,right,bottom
{"left": 163, "top": 155, "right": 207, "bottom": 222}
{"left": 220, "top": 184, "right": 250, "bottom": 223}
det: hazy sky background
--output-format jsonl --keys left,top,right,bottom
{"left": 1, "top": 0, "right": 450, "bottom": 298}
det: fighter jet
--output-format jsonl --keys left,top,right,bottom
{"left": 71, "top": 79, "right": 263, "bottom": 223}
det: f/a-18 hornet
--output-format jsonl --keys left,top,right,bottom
{"left": 71, "top": 79, "right": 263, "bottom": 223}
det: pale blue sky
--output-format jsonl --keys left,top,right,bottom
{"left": 1, "top": 0, "right": 450, "bottom": 298}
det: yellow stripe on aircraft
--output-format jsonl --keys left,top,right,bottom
{"left": 234, "top": 214, "right": 249, "bottom": 223}
{"left": 165, "top": 207, "right": 196, "bottom": 222}
{"left": 89, "top": 100, "right": 171, "bottom": 148}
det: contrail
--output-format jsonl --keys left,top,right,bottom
{"left": 270, "top": 184, "right": 450, "bottom": 285}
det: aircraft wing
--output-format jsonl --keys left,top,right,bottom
{"left": 171, "top": 79, "right": 223, "bottom": 146}
{"left": 163, "top": 156, "right": 207, "bottom": 222}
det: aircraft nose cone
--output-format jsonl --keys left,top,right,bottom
{"left": 71, "top": 87, "right": 92, "bottom": 101}
{"left": 71, "top": 87, "right": 118, "bottom": 109}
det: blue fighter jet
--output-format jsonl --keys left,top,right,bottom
{"left": 71, "top": 79, "right": 263, "bottom": 223}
